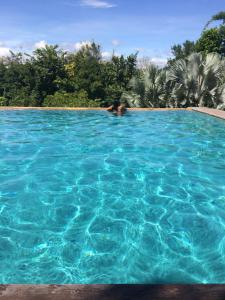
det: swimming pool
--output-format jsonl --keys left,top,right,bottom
{"left": 0, "top": 110, "right": 225, "bottom": 284}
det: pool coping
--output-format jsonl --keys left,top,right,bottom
{"left": 0, "top": 106, "right": 189, "bottom": 111}
{"left": 1, "top": 284, "right": 225, "bottom": 300}
{"left": 191, "top": 107, "right": 225, "bottom": 120}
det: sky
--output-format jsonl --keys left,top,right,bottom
{"left": 0, "top": 0, "right": 224, "bottom": 65}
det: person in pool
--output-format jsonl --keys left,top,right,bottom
{"left": 107, "top": 100, "right": 127, "bottom": 116}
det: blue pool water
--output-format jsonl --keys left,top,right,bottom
{"left": 0, "top": 110, "right": 225, "bottom": 284}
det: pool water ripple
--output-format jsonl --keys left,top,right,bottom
{"left": 0, "top": 110, "right": 225, "bottom": 283}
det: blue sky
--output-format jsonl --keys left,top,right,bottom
{"left": 0, "top": 0, "right": 224, "bottom": 64}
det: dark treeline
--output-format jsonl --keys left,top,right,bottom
{"left": 0, "top": 11, "right": 224, "bottom": 108}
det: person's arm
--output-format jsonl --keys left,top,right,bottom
{"left": 106, "top": 105, "right": 114, "bottom": 111}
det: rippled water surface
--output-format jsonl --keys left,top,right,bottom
{"left": 0, "top": 110, "right": 225, "bottom": 284}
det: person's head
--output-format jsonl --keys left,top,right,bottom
{"left": 112, "top": 100, "right": 120, "bottom": 109}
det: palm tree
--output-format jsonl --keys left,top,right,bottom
{"left": 205, "top": 11, "right": 225, "bottom": 30}
{"left": 121, "top": 64, "right": 168, "bottom": 108}
{"left": 166, "top": 53, "right": 225, "bottom": 108}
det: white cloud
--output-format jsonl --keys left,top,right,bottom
{"left": 102, "top": 51, "right": 120, "bottom": 60}
{"left": 34, "top": 40, "right": 47, "bottom": 49}
{"left": 138, "top": 56, "right": 169, "bottom": 68}
{"left": 112, "top": 39, "right": 120, "bottom": 46}
{"left": 135, "top": 47, "right": 145, "bottom": 52}
{"left": 0, "top": 47, "right": 11, "bottom": 57}
{"left": 74, "top": 40, "right": 92, "bottom": 50}
{"left": 101, "top": 51, "right": 112, "bottom": 59}
{"left": 80, "top": 0, "right": 116, "bottom": 8}
{"left": 150, "top": 57, "right": 168, "bottom": 67}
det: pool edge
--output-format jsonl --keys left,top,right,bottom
{"left": 0, "top": 106, "right": 224, "bottom": 120}
{"left": 0, "top": 107, "right": 190, "bottom": 111}
{"left": 191, "top": 107, "right": 225, "bottom": 120}
{"left": 0, "top": 106, "right": 225, "bottom": 120}
{"left": 1, "top": 284, "right": 225, "bottom": 300}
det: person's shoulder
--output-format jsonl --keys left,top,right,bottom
{"left": 119, "top": 105, "right": 126, "bottom": 111}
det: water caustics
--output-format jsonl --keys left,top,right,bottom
{"left": 0, "top": 110, "right": 225, "bottom": 284}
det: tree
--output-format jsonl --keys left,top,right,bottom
{"left": 195, "top": 28, "right": 225, "bottom": 56}
{"left": 1, "top": 52, "right": 36, "bottom": 106}
{"left": 0, "top": 37, "right": 225, "bottom": 110}
{"left": 0, "top": 97, "right": 7, "bottom": 106}
{"left": 205, "top": 11, "right": 225, "bottom": 29}
{"left": 196, "top": 11, "right": 225, "bottom": 56}
{"left": 102, "top": 53, "right": 137, "bottom": 103}
{"left": 65, "top": 42, "right": 105, "bottom": 103}
{"left": 166, "top": 53, "right": 225, "bottom": 108}
{"left": 0, "top": 59, "right": 6, "bottom": 99}
{"left": 31, "top": 45, "right": 67, "bottom": 105}
{"left": 169, "top": 40, "right": 196, "bottom": 64}
{"left": 122, "top": 64, "right": 168, "bottom": 108}
{"left": 169, "top": 12, "right": 225, "bottom": 60}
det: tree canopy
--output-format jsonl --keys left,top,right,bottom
{"left": 195, "top": 27, "right": 225, "bottom": 56}
{"left": 0, "top": 43, "right": 137, "bottom": 107}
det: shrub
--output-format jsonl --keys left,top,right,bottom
{"left": 43, "top": 91, "right": 101, "bottom": 107}
{"left": 0, "top": 97, "right": 7, "bottom": 106}
{"left": 7, "top": 91, "right": 37, "bottom": 107}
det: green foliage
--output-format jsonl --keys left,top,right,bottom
{"left": 0, "top": 22, "right": 225, "bottom": 110}
{"left": 43, "top": 91, "right": 101, "bottom": 107}
{"left": 31, "top": 45, "right": 67, "bottom": 105}
{"left": 0, "top": 53, "right": 36, "bottom": 104}
{"left": 102, "top": 53, "right": 138, "bottom": 103}
{"left": 205, "top": 11, "right": 225, "bottom": 29}
{"left": 169, "top": 11, "right": 225, "bottom": 61}
{"left": 169, "top": 40, "right": 196, "bottom": 63}
{"left": 8, "top": 93, "right": 36, "bottom": 107}
{"left": 195, "top": 27, "right": 225, "bottom": 56}
{"left": 66, "top": 42, "right": 105, "bottom": 101}
{"left": 196, "top": 11, "right": 225, "bottom": 56}
{"left": 0, "top": 97, "right": 7, "bottom": 106}
{"left": 0, "top": 42, "right": 137, "bottom": 107}
{"left": 166, "top": 53, "right": 225, "bottom": 108}
{"left": 124, "top": 53, "right": 225, "bottom": 109}
{"left": 122, "top": 64, "right": 168, "bottom": 108}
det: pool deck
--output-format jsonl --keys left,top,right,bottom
{"left": 191, "top": 107, "right": 225, "bottom": 120}
{"left": 0, "top": 106, "right": 189, "bottom": 111}
{"left": 1, "top": 285, "right": 225, "bottom": 300}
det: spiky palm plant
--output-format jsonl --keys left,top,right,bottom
{"left": 121, "top": 64, "right": 168, "bottom": 108}
{"left": 166, "top": 53, "right": 225, "bottom": 108}
{"left": 205, "top": 11, "right": 225, "bottom": 29}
